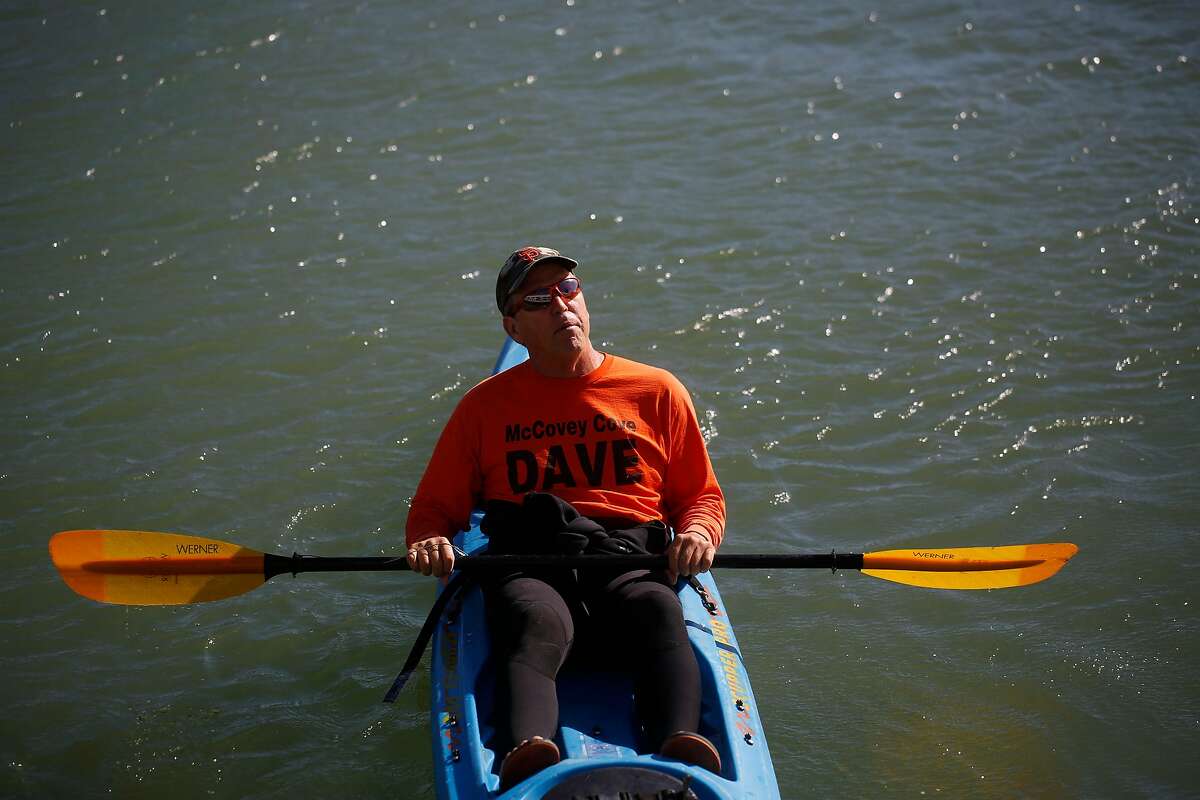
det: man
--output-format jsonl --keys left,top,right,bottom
{"left": 405, "top": 246, "right": 725, "bottom": 788}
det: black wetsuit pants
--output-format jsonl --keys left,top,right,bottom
{"left": 483, "top": 567, "right": 701, "bottom": 754}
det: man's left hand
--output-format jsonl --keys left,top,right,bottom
{"left": 666, "top": 528, "right": 715, "bottom": 583}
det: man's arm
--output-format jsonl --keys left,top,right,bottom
{"left": 661, "top": 373, "right": 726, "bottom": 580}
{"left": 405, "top": 398, "right": 481, "bottom": 578}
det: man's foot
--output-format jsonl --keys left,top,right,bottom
{"left": 659, "top": 731, "right": 721, "bottom": 774}
{"left": 499, "top": 736, "right": 560, "bottom": 790}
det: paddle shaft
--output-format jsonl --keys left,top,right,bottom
{"left": 50, "top": 530, "right": 1077, "bottom": 603}
{"left": 263, "top": 552, "right": 869, "bottom": 579}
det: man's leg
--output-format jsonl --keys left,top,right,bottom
{"left": 591, "top": 570, "right": 701, "bottom": 750}
{"left": 484, "top": 574, "right": 575, "bottom": 750}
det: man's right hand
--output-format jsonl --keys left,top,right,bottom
{"left": 406, "top": 536, "right": 455, "bottom": 577}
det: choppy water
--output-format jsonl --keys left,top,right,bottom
{"left": 3, "top": 1, "right": 1198, "bottom": 797}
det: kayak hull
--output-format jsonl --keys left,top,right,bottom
{"left": 428, "top": 339, "right": 780, "bottom": 799}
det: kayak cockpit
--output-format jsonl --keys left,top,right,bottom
{"left": 429, "top": 521, "right": 777, "bottom": 799}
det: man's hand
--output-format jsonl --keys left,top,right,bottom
{"left": 666, "top": 528, "right": 715, "bottom": 584}
{"left": 407, "top": 536, "right": 455, "bottom": 577}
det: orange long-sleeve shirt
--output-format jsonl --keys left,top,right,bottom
{"left": 405, "top": 354, "right": 725, "bottom": 548}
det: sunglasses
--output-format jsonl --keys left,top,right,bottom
{"left": 509, "top": 276, "right": 582, "bottom": 314}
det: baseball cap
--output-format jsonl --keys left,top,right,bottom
{"left": 495, "top": 246, "right": 579, "bottom": 313}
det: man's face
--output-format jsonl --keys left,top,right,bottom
{"left": 501, "top": 262, "right": 591, "bottom": 358}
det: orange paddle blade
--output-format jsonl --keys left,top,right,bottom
{"left": 49, "top": 530, "right": 268, "bottom": 605}
{"left": 861, "top": 543, "right": 1079, "bottom": 589}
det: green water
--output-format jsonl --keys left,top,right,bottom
{"left": 3, "top": 1, "right": 1198, "bottom": 797}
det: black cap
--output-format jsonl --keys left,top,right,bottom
{"left": 495, "top": 246, "right": 579, "bottom": 313}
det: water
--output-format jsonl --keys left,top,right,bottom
{"left": 3, "top": 1, "right": 1198, "bottom": 796}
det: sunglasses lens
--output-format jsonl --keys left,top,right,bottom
{"left": 519, "top": 277, "right": 581, "bottom": 311}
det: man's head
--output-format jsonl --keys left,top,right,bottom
{"left": 497, "top": 246, "right": 594, "bottom": 365}
{"left": 495, "top": 246, "right": 579, "bottom": 314}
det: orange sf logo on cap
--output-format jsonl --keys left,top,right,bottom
{"left": 515, "top": 247, "right": 545, "bottom": 263}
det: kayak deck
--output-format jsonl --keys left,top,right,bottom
{"left": 427, "top": 339, "right": 780, "bottom": 799}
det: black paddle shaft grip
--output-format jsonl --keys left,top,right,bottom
{"left": 263, "top": 551, "right": 865, "bottom": 579}
{"left": 263, "top": 553, "right": 410, "bottom": 579}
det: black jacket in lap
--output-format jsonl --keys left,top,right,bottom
{"left": 481, "top": 491, "right": 668, "bottom": 557}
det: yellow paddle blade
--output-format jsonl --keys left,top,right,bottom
{"left": 861, "top": 543, "right": 1079, "bottom": 589}
{"left": 49, "top": 530, "right": 268, "bottom": 605}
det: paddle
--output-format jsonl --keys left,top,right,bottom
{"left": 49, "top": 529, "right": 1078, "bottom": 606}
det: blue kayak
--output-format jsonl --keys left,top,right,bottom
{"left": 429, "top": 338, "right": 781, "bottom": 799}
